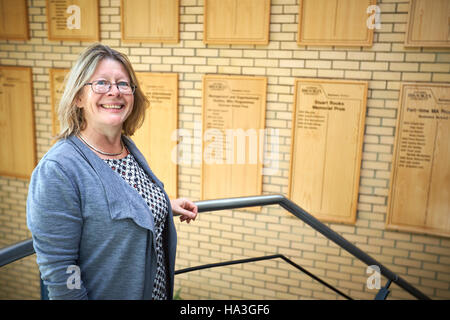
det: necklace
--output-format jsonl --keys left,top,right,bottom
{"left": 78, "top": 134, "right": 124, "bottom": 156}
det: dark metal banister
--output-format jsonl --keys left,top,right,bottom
{"left": 175, "top": 254, "right": 353, "bottom": 300}
{"left": 0, "top": 239, "right": 34, "bottom": 268}
{"left": 195, "top": 195, "right": 430, "bottom": 300}
{"left": 0, "top": 194, "right": 430, "bottom": 300}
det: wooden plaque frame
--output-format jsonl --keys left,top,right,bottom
{"left": 404, "top": 0, "right": 450, "bottom": 47}
{"left": 297, "top": 0, "right": 375, "bottom": 47}
{"left": 50, "top": 68, "right": 69, "bottom": 138}
{"left": 204, "top": 0, "right": 271, "bottom": 45}
{"left": 289, "top": 79, "right": 368, "bottom": 224}
{"left": 0, "top": 66, "right": 36, "bottom": 179}
{"left": 121, "top": 0, "right": 179, "bottom": 43}
{"left": 387, "top": 83, "right": 449, "bottom": 238}
{"left": 133, "top": 72, "right": 178, "bottom": 199}
{"left": 202, "top": 75, "right": 267, "bottom": 205}
{"left": 0, "top": 0, "right": 29, "bottom": 40}
{"left": 47, "top": 0, "right": 99, "bottom": 42}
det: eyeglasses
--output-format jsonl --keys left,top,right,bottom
{"left": 84, "top": 80, "right": 136, "bottom": 95}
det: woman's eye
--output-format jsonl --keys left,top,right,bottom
{"left": 117, "top": 81, "right": 129, "bottom": 87}
{"left": 96, "top": 80, "right": 108, "bottom": 86}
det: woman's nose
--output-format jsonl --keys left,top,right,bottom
{"left": 107, "top": 83, "right": 121, "bottom": 96}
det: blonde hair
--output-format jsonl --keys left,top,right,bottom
{"left": 56, "top": 43, "right": 148, "bottom": 140}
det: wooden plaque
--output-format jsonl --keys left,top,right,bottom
{"left": 133, "top": 73, "right": 178, "bottom": 199}
{"left": 0, "top": 66, "right": 36, "bottom": 179}
{"left": 121, "top": 0, "right": 179, "bottom": 43}
{"left": 387, "top": 83, "right": 450, "bottom": 237}
{"left": 47, "top": 0, "right": 99, "bottom": 41}
{"left": 289, "top": 79, "right": 368, "bottom": 224}
{"left": 0, "top": 0, "right": 29, "bottom": 40}
{"left": 298, "top": 0, "right": 375, "bottom": 46}
{"left": 204, "top": 0, "right": 271, "bottom": 45}
{"left": 50, "top": 68, "right": 69, "bottom": 137}
{"left": 405, "top": 0, "right": 450, "bottom": 47}
{"left": 202, "top": 75, "right": 267, "bottom": 205}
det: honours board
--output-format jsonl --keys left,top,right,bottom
{"left": 289, "top": 79, "right": 368, "bottom": 224}
{"left": 405, "top": 0, "right": 450, "bottom": 47}
{"left": 0, "top": 0, "right": 29, "bottom": 40}
{"left": 202, "top": 75, "right": 267, "bottom": 205}
{"left": 50, "top": 68, "right": 69, "bottom": 137}
{"left": 0, "top": 66, "right": 36, "bottom": 179}
{"left": 133, "top": 73, "right": 178, "bottom": 199}
{"left": 298, "top": 0, "right": 375, "bottom": 46}
{"left": 47, "top": 0, "right": 99, "bottom": 41}
{"left": 387, "top": 83, "right": 450, "bottom": 237}
{"left": 204, "top": 0, "right": 270, "bottom": 45}
{"left": 121, "top": 0, "right": 179, "bottom": 43}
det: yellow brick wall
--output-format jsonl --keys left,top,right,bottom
{"left": 1, "top": 0, "right": 449, "bottom": 300}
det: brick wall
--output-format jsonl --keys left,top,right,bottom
{"left": 1, "top": 0, "right": 449, "bottom": 300}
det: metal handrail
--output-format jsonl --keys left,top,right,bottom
{"left": 196, "top": 195, "right": 430, "bottom": 299}
{"left": 0, "top": 194, "right": 431, "bottom": 300}
{"left": 175, "top": 253, "right": 353, "bottom": 300}
{"left": 0, "top": 239, "right": 35, "bottom": 268}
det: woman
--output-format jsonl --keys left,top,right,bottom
{"left": 27, "top": 43, "right": 198, "bottom": 300}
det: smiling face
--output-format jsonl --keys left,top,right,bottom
{"left": 76, "top": 58, "right": 134, "bottom": 134}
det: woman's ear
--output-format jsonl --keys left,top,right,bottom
{"left": 75, "top": 93, "right": 83, "bottom": 108}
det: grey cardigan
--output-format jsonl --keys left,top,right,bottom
{"left": 26, "top": 135, "right": 177, "bottom": 300}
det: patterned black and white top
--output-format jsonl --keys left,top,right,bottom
{"left": 103, "top": 152, "right": 169, "bottom": 300}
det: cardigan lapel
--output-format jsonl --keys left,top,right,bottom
{"left": 123, "top": 135, "right": 177, "bottom": 298}
{"left": 67, "top": 135, "right": 155, "bottom": 232}
{"left": 122, "top": 136, "right": 165, "bottom": 189}
{"left": 122, "top": 136, "right": 175, "bottom": 221}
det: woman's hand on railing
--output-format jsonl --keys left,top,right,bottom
{"left": 170, "top": 198, "right": 198, "bottom": 223}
